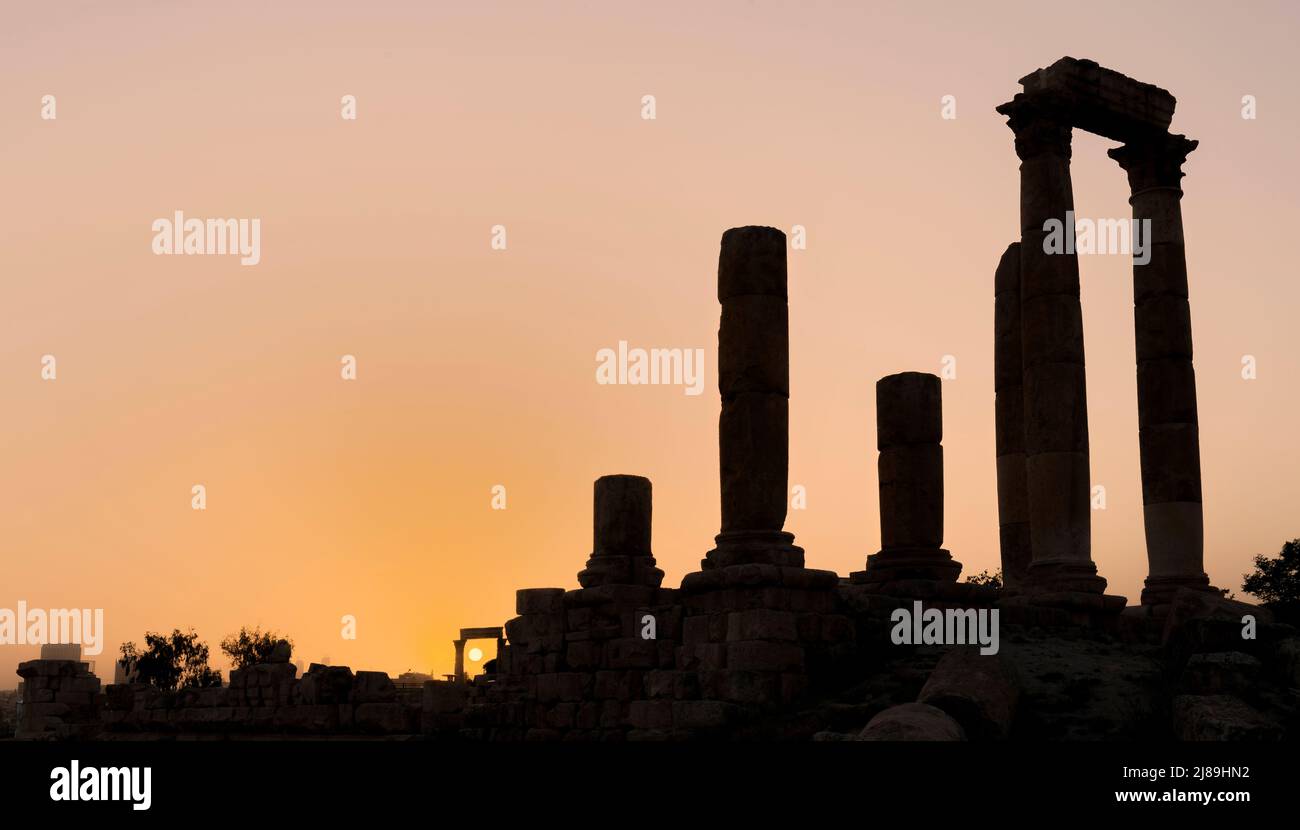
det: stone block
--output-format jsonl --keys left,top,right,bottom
{"left": 1017, "top": 228, "right": 1081, "bottom": 297}
{"left": 672, "top": 700, "right": 739, "bottom": 730}
{"left": 1133, "top": 244, "right": 1189, "bottom": 300}
{"left": 878, "top": 444, "right": 944, "bottom": 549}
{"left": 556, "top": 672, "right": 592, "bottom": 702}
{"left": 726, "top": 641, "right": 804, "bottom": 672}
{"left": 1021, "top": 294, "right": 1085, "bottom": 367}
{"left": 351, "top": 671, "right": 396, "bottom": 703}
{"left": 564, "top": 640, "right": 600, "bottom": 671}
{"left": 628, "top": 700, "right": 674, "bottom": 730}
{"left": 594, "top": 671, "right": 642, "bottom": 701}
{"left": 517, "top": 588, "right": 565, "bottom": 615}
{"left": 875, "top": 372, "right": 942, "bottom": 448}
{"left": 605, "top": 637, "right": 659, "bottom": 669}
{"left": 717, "top": 225, "right": 787, "bottom": 301}
{"left": 1138, "top": 424, "right": 1202, "bottom": 503}
{"left": 356, "top": 702, "right": 414, "bottom": 734}
{"left": 699, "top": 669, "right": 779, "bottom": 706}
{"left": 726, "top": 608, "right": 798, "bottom": 642}
{"left": 422, "top": 682, "right": 467, "bottom": 715}
{"left": 1135, "top": 296, "right": 1193, "bottom": 362}
{"left": 1022, "top": 361, "right": 1088, "bottom": 455}
{"left": 718, "top": 392, "right": 789, "bottom": 533}
{"left": 1136, "top": 358, "right": 1198, "bottom": 428}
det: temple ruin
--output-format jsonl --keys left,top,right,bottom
{"left": 12, "top": 58, "right": 1295, "bottom": 743}
{"left": 994, "top": 57, "right": 1215, "bottom": 606}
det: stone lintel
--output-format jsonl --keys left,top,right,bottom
{"left": 1015, "top": 56, "right": 1176, "bottom": 142}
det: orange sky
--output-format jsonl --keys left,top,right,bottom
{"left": 3, "top": 0, "right": 1298, "bottom": 683}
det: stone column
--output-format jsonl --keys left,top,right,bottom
{"left": 453, "top": 639, "right": 466, "bottom": 683}
{"left": 996, "top": 97, "right": 1105, "bottom": 594}
{"left": 577, "top": 474, "right": 664, "bottom": 587}
{"left": 994, "top": 242, "right": 1031, "bottom": 589}
{"left": 858, "top": 372, "right": 960, "bottom": 584}
{"left": 704, "top": 226, "right": 803, "bottom": 570}
{"left": 1108, "top": 134, "right": 1213, "bottom": 605}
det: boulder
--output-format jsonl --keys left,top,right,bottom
{"left": 1180, "top": 652, "right": 1261, "bottom": 695}
{"left": 858, "top": 703, "right": 966, "bottom": 741}
{"left": 1273, "top": 638, "right": 1300, "bottom": 687}
{"left": 918, "top": 648, "right": 1019, "bottom": 740}
{"left": 1162, "top": 589, "right": 1272, "bottom": 667}
{"left": 1172, "top": 695, "right": 1282, "bottom": 741}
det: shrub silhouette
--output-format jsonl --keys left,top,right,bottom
{"left": 1243, "top": 538, "right": 1300, "bottom": 623}
{"left": 964, "top": 568, "right": 1003, "bottom": 589}
{"left": 220, "top": 627, "right": 292, "bottom": 670}
{"left": 120, "top": 629, "right": 222, "bottom": 691}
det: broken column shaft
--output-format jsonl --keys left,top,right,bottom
{"left": 994, "top": 242, "right": 1032, "bottom": 589}
{"left": 856, "top": 371, "right": 960, "bottom": 585}
{"left": 705, "top": 225, "right": 803, "bottom": 569}
{"left": 577, "top": 474, "right": 664, "bottom": 588}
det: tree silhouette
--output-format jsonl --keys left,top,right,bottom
{"left": 220, "top": 627, "right": 292, "bottom": 670}
{"left": 1242, "top": 538, "right": 1300, "bottom": 622}
{"left": 964, "top": 569, "right": 1003, "bottom": 589}
{"left": 120, "top": 628, "right": 222, "bottom": 691}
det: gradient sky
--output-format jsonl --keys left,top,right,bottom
{"left": 3, "top": 0, "right": 1298, "bottom": 683}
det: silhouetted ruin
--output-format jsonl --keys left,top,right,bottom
{"left": 13, "top": 58, "right": 1299, "bottom": 743}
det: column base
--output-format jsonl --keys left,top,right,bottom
{"left": 576, "top": 554, "right": 665, "bottom": 588}
{"left": 851, "top": 547, "right": 961, "bottom": 587}
{"left": 1140, "top": 573, "right": 1215, "bottom": 607}
{"left": 701, "top": 530, "right": 804, "bottom": 570}
{"left": 1022, "top": 558, "right": 1107, "bottom": 595}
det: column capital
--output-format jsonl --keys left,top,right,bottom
{"left": 996, "top": 96, "right": 1073, "bottom": 161}
{"left": 1107, "top": 133, "right": 1198, "bottom": 193}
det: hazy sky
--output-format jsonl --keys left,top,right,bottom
{"left": 3, "top": 0, "right": 1298, "bottom": 682}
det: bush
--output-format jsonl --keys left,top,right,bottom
{"left": 1242, "top": 538, "right": 1300, "bottom": 623}
{"left": 965, "top": 569, "right": 1003, "bottom": 589}
{"left": 119, "top": 629, "right": 222, "bottom": 691}
{"left": 220, "top": 627, "right": 292, "bottom": 670}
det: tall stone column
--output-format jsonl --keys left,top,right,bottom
{"left": 453, "top": 639, "right": 466, "bottom": 683}
{"left": 704, "top": 226, "right": 803, "bottom": 570}
{"left": 858, "top": 372, "right": 960, "bottom": 585}
{"left": 1108, "top": 134, "right": 1213, "bottom": 605}
{"left": 577, "top": 474, "right": 664, "bottom": 587}
{"left": 994, "top": 242, "right": 1031, "bottom": 589}
{"left": 996, "top": 97, "right": 1105, "bottom": 594}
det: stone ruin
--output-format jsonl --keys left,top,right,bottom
{"left": 994, "top": 56, "right": 1212, "bottom": 609}
{"left": 12, "top": 58, "right": 1300, "bottom": 742}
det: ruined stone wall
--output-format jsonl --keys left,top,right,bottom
{"left": 15, "top": 659, "right": 101, "bottom": 739}
{"left": 98, "top": 661, "right": 471, "bottom": 737}
{"left": 15, "top": 658, "right": 468, "bottom": 740}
